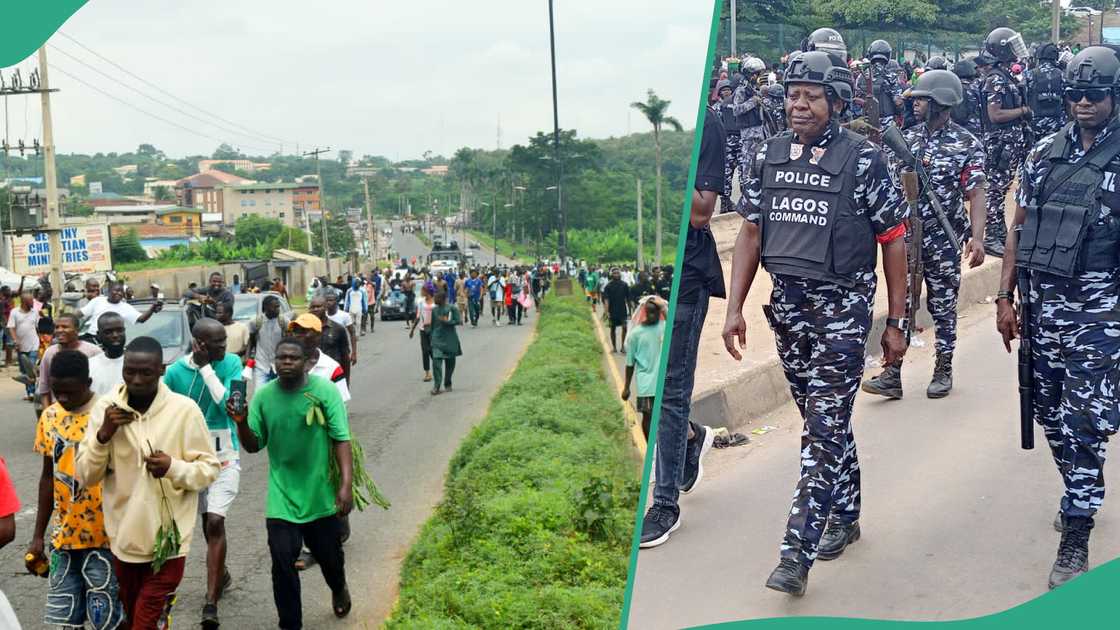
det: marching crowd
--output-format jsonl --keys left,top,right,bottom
{"left": 648, "top": 23, "right": 1120, "bottom": 601}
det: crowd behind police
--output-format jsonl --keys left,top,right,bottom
{"left": 646, "top": 23, "right": 1120, "bottom": 602}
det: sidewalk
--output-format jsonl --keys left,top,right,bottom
{"left": 690, "top": 195, "right": 1014, "bottom": 433}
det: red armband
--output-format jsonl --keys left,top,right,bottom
{"left": 876, "top": 222, "right": 907, "bottom": 244}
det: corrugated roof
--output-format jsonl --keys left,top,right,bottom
{"left": 229, "top": 182, "right": 305, "bottom": 191}
{"left": 154, "top": 207, "right": 202, "bottom": 216}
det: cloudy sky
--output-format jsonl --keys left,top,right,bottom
{"left": 4, "top": 1, "right": 712, "bottom": 161}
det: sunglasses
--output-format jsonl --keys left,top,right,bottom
{"left": 1065, "top": 87, "right": 1112, "bottom": 103}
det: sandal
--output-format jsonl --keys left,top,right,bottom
{"left": 332, "top": 587, "right": 352, "bottom": 618}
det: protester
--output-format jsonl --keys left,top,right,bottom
{"left": 289, "top": 313, "right": 352, "bottom": 403}
{"left": 487, "top": 269, "right": 504, "bottom": 324}
{"left": 325, "top": 291, "right": 359, "bottom": 368}
{"left": 429, "top": 290, "right": 463, "bottom": 395}
{"left": 184, "top": 272, "right": 236, "bottom": 315}
{"left": 162, "top": 318, "right": 244, "bottom": 628}
{"left": 310, "top": 294, "right": 353, "bottom": 384}
{"left": 229, "top": 337, "right": 353, "bottom": 627}
{"left": 1, "top": 455, "right": 22, "bottom": 629}
{"left": 89, "top": 313, "right": 127, "bottom": 397}
{"left": 409, "top": 285, "right": 435, "bottom": 383}
{"left": 8, "top": 290, "right": 41, "bottom": 400}
{"left": 28, "top": 351, "right": 125, "bottom": 629}
{"left": 0, "top": 286, "right": 13, "bottom": 368}
{"left": 622, "top": 300, "right": 666, "bottom": 439}
{"left": 76, "top": 336, "right": 220, "bottom": 629}
{"left": 603, "top": 268, "right": 631, "bottom": 353}
{"left": 37, "top": 313, "right": 102, "bottom": 409}
{"left": 80, "top": 281, "right": 160, "bottom": 336}
{"left": 248, "top": 295, "right": 291, "bottom": 388}
{"left": 217, "top": 301, "right": 250, "bottom": 360}
{"left": 344, "top": 279, "right": 368, "bottom": 337}
{"left": 465, "top": 269, "right": 484, "bottom": 327}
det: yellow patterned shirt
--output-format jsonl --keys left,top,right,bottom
{"left": 34, "top": 398, "right": 110, "bottom": 550}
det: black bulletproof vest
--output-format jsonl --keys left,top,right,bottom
{"left": 1027, "top": 65, "right": 1064, "bottom": 119}
{"left": 979, "top": 68, "right": 1023, "bottom": 132}
{"left": 873, "top": 66, "right": 897, "bottom": 117}
{"left": 759, "top": 128, "right": 876, "bottom": 286}
{"left": 951, "top": 82, "right": 979, "bottom": 130}
{"left": 1018, "top": 123, "right": 1120, "bottom": 277}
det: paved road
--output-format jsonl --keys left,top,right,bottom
{"left": 380, "top": 221, "right": 521, "bottom": 270}
{"left": 0, "top": 262, "right": 535, "bottom": 629}
{"left": 627, "top": 305, "right": 1120, "bottom": 628}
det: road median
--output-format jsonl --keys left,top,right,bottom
{"left": 385, "top": 293, "right": 640, "bottom": 629}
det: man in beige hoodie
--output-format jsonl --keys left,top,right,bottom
{"left": 77, "top": 336, "right": 220, "bottom": 629}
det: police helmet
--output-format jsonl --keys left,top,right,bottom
{"left": 867, "top": 40, "right": 892, "bottom": 64}
{"left": 1065, "top": 46, "right": 1120, "bottom": 90}
{"left": 805, "top": 28, "right": 847, "bottom": 62}
{"left": 984, "top": 27, "right": 1028, "bottom": 64}
{"left": 743, "top": 56, "right": 767, "bottom": 74}
{"left": 784, "top": 50, "right": 854, "bottom": 104}
{"left": 1036, "top": 42, "right": 1059, "bottom": 62}
{"left": 766, "top": 83, "right": 785, "bottom": 99}
{"left": 952, "top": 59, "right": 978, "bottom": 80}
{"left": 926, "top": 56, "right": 948, "bottom": 71}
{"left": 974, "top": 52, "right": 996, "bottom": 67}
{"left": 716, "top": 78, "right": 732, "bottom": 95}
{"left": 1058, "top": 49, "right": 1074, "bottom": 69}
{"left": 908, "top": 69, "right": 963, "bottom": 107}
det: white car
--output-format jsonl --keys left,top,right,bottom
{"left": 1068, "top": 6, "right": 1102, "bottom": 17}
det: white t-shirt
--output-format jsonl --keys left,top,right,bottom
{"left": 6, "top": 308, "right": 40, "bottom": 352}
{"left": 89, "top": 353, "right": 125, "bottom": 397}
{"left": 328, "top": 310, "right": 353, "bottom": 329}
{"left": 308, "top": 352, "right": 351, "bottom": 403}
{"left": 81, "top": 296, "right": 141, "bottom": 335}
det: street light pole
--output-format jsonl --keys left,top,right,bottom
{"left": 547, "top": 0, "right": 566, "bottom": 268}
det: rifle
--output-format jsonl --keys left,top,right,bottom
{"left": 761, "top": 99, "right": 780, "bottom": 137}
{"left": 1016, "top": 269, "right": 1035, "bottom": 450}
{"left": 900, "top": 170, "right": 923, "bottom": 345}
{"left": 864, "top": 64, "right": 882, "bottom": 143}
{"left": 882, "top": 124, "right": 963, "bottom": 254}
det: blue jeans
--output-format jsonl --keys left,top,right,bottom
{"left": 653, "top": 289, "right": 709, "bottom": 511}
{"left": 46, "top": 547, "right": 124, "bottom": 630}
{"left": 19, "top": 350, "right": 37, "bottom": 396}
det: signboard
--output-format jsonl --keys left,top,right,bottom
{"left": 89, "top": 181, "right": 103, "bottom": 194}
{"left": 7, "top": 223, "right": 112, "bottom": 275}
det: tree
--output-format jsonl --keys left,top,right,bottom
{"left": 630, "top": 90, "right": 682, "bottom": 264}
{"left": 233, "top": 215, "right": 284, "bottom": 248}
{"left": 111, "top": 229, "right": 147, "bottom": 264}
{"left": 273, "top": 225, "right": 311, "bottom": 253}
{"left": 152, "top": 185, "right": 173, "bottom": 202}
{"left": 312, "top": 212, "right": 356, "bottom": 259}
{"left": 212, "top": 144, "right": 242, "bottom": 160}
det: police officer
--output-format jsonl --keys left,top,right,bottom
{"left": 855, "top": 40, "right": 905, "bottom": 129}
{"left": 951, "top": 59, "right": 985, "bottom": 138}
{"left": 724, "top": 50, "right": 909, "bottom": 596}
{"left": 1025, "top": 43, "right": 1068, "bottom": 141}
{"left": 763, "top": 83, "right": 787, "bottom": 136}
{"left": 998, "top": 45, "right": 1120, "bottom": 590}
{"left": 716, "top": 77, "right": 740, "bottom": 214}
{"left": 862, "top": 70, "right": 987, "bottom": 400}
{"left": 803, "top": 27, "right": 847, "bottom": 64}
{"left": 925, "top": 56, "right": 948, "bottom": 72}
{"left": 733, "top": 56, "right": 770, "bottom": 194}
{"left": 980, "top": 27, "right": 1031, "bottom": 257}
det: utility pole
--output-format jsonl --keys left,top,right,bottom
{"left": 304, "top": 147, "right": 331, "bottom": 276}
{"left": 1051, "top": 0, "right": 1062, "bottom": 43}
{"left": 547, "top": 0, "right": 566, "bottom": 269}
{"left": 730, "top": 0, "right": 737, "bottom": 58}
{"left": 636, "top": 177, "right": 644, "bottom": 269}
{"left": 363, "top": 177, "right": 375, "bottom": 263}
{"left": 38, "top": 47, "right": 63, "bottom": 308}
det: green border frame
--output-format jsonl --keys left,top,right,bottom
{"left": 0, "top": 2, "right": 87, "bottom": 67}
{"left": 617, "top": 1, "right": 723, "bottom": 627}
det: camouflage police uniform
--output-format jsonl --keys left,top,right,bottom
{"left": 718, "top": 79, "right": 744, "bottom": 214}
{"left": 854, "top": 62, "right": 904, "bottom": 128}
{"left": 981, "top": 65, "right": 1027, "bottom": 251}
{"left": 739, "top": 122, "right": 907, "bottom": 568}
{"left": 898, "top": 121, "right": 986, "bottom": 358}
{"left": 1026, "top": 60, "right": 1068, "bottom": 139}
{"left": 732, "top": 80, "right": 768, "bottom": 186}
{"left": 958, "top": 79, "right": 985, "bottom": 138}
{"left": 1016, "top": 123, "right": 1120, "bottom": 531}
{"left": 763, "top": 92, "right": 787, "bottom": 137}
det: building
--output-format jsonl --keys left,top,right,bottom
{"left": 143, "top": 178, "right": 180, "bottom": 198}
{"left": 346, "top": 165, "right": 380, "bottom": 178}
{"left": 197, "top": 159, "right": 271, "bottom": 174}
{"left": 154, "top": 207, "right": 203, "bottom": 237}
{"left": 421, "top": 165, "right": 449, "bottom": 176}
{"left": 69, "top": 174, "right": 86, "bottom": 187}
{"left": 112, "top": 164, "right": 138, "bottom": 176}
{"left": 93, "top": 203, "right": 176, "bottom": 224}
{"left": 176, "top": 171, "right": 253, "bottom": 215}
{"left": 292, "top": 183, "right": 320, "bottom": 216}
{"left": 220, "top": 182, "right": 303, "bottom": 226}
{"left": 87, "top": 192, "right": 146, "bottom": 208}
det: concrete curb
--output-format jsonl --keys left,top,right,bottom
{"left": 690, "top": 225, "right": 1004, "bottom": 433}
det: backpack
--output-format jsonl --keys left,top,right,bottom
{"left": 1027, "top": 66, "right": 1064, "bottom": 119}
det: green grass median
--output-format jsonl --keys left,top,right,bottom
{"left": 385, "top": 293, "right": 640, "bottom": 629}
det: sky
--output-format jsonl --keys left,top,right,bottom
{"left": 1, "top": 0, "right": 713, "bottom": 161}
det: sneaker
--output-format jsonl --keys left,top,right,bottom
{"left": 1049, "top": 515, "right": 1091, "bottom": 589}
{"left": 639, "top": 504, "right": 681, "bottom": 548}
{"left": 816, "top": 520, "right": 861, "bottom": 561}
{"left": 201, "top": 602, "right": 220, "bottom": 629}
{"left": 765, "top": 558, "right": 809, "bottom": 596}
{"left": 680, "top": 425, "right": 715, "bottom": 495}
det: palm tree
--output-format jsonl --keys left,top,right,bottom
{"left": 631, "top": 89, "right": 682, "bottom": 264}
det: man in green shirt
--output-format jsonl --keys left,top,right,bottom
{"left": 162, "top": 318, "right": 243, "bottom": 629}
{"left": 622, "top": 299, "right": 666, "bottom": 439}
{"left": 230, "top": 338, "right": 353, "bottom": 628}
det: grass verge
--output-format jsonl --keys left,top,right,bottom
{"left": 385, "top": 293, "right": 640, "bottom": 629}
{"left": 465, "top": 229, "right": 535, "bottom": 265}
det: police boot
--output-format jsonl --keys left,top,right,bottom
{"left": 926, "top": 353, "right": 953, "bottom": 398}
{"left": 861, "top": 363, "right": 903, "bottom": 399}
{"left": 817, "top": 520, "right": 861, "bottom": 561}
{"left": 1048, "top": 515, "right": 1092, "bottom": 589}
{"left": 764, "top": 559, "right": 809, "bottom": 596}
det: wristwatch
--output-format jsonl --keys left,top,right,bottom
{"left": 886, "top": 317, "right": 909, "bottom": 333}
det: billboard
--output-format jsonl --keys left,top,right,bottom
{"left": 7, "top": 223, "right": 112, "bottom": 275}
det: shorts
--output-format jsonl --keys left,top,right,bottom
{"left": 636, "top": 396, "right": 654, "bottom": 414}
{"left": 45, "top": 547, "right": 125, "bottom": 630}
{"left": 610, "top": 315, "right": 626, "bottom": 327}
{"left": 1, "top": 329, "right": 11, "bottom": 349}
{"left": 198, "top": 463, "right": 240, "bottom": 518}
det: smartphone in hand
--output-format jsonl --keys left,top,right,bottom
{"left": 229, "top": 380, "right": 247, "bottom": 416}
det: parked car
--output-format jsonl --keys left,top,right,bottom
{"left": 128, "top": 301, "right": 191, "bottom": 366}
{"left": 380, "top": 289, "right": 410, "bottom": 320}
{"left": 232, "top": 291, "right": 294, "bottom": 323}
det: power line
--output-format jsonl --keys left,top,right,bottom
{"left": 47, "top": 43, "right": 284, "bottom": 152}
{"left": 48, "top": 63, "right": 280, "bottom": 155}
{"left": 56, "top": 30, "right": 296, "bottom": 147}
